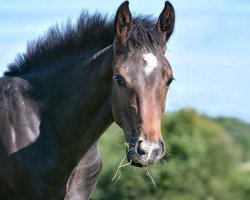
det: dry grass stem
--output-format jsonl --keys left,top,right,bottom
{"left": 144, "top": 167, "right": 157, "bottom": 187}
{"left": 112, "top": 155, "right": 132, "bottom": 184}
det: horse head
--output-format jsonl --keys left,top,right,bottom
{"left": 111, "top": 1, "right": 175, "bottom": 167}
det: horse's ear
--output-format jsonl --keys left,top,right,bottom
{"left": 114, "top": 1, "right": 132, "bottom": 50}
{"left": 156, "top": 1, "right": 175, "bottom": 44}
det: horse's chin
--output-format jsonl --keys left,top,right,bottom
{"left": 127, "top": 152, "right": 148, "bottom": 168}
{"left": 130, "top": 160, "right": 144, "bottom": 167}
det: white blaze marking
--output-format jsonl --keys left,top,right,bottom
{"left": 143, "top": 53, "right": 158, "bottom": 75}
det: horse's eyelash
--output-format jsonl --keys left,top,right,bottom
{"left": 166, "top": 77, "right": 175, "bottom": 86}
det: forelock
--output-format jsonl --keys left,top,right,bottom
{"left": 126, "top": 21, "right": 163, "bottom": 52}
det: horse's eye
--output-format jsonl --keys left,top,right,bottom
{"left": 166, "top": 77, "right": 175, "bottom": 87}
{"left": 114, "top": 74, "right": 126, "bottom": 87}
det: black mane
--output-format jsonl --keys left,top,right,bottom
{"left": 4, "top": 12, "right": 160, "bottom": 77}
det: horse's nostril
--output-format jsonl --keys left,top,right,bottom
{"left": 152, "top": 147, "right": 161, "bottom": 158}
{"left": 160, "top": 141, "right": 165, "bottom": 152}
{"left": 137, "top": 140, "right": 147, "bottom": 155}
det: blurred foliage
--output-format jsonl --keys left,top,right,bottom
{"left": 213, "top": 117, "right": 250, "bottom": 159}
{"left": 92, "top": 109, "right": 250, "bottom": 200}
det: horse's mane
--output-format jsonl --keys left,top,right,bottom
{"left": 4, "top": 12, "right": 159, "bottom": 77}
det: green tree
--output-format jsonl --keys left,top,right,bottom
{"left": 92, "top": 109, "right": 250, "bottom": 200}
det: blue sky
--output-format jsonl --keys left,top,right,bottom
{"left": 0, "top": 0, "right": 250, "bottom": 122}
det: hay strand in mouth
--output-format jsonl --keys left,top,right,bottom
{"left": 143, "top": 167, "right": 157, "bottom": 187}
{"left": 123, "top": 142, "right": 130, "bottom": 150}
{"left": 112, "top": 154, "right": 132, "bottom": 184}
{"left": 112, "top": 142, "right": 157, "bottom": 186}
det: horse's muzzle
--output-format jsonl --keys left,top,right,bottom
{"left": 127, "top": 139, "right": 165, "bottom": 167}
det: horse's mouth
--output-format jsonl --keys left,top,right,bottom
{"left": 126, "top": 148, "right": 155, "bottom": 168}
{"left": 127, "top": 154, "right": 144, "bottom": 167}
{"left": 126, "top": 148, "right": 142, "bottom": 167}
{"left": 130, "top": 160, "right": 143, "bottom": 167}
{"left": 126, "top": 142, "right": 165, "bottom": 167}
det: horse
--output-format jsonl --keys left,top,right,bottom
{"left": 0, "top": 1, "right": 175, "bottom": 199}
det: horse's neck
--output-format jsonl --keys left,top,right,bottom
{"left": 45, "top": 45, "right": 114, "bottom": 157}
